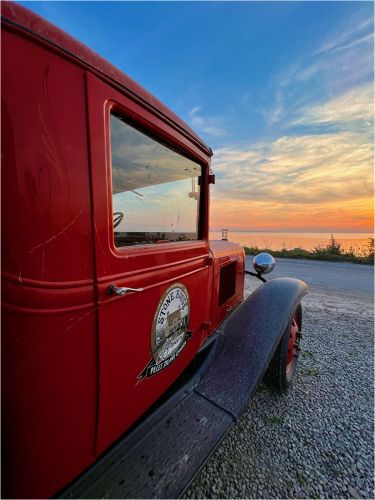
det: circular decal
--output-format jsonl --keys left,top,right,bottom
{"left": 151, "top": 283, "right": 190, "bottom": 364}
{"left": 137, "top": 283, "right": 191, "bottom": 382}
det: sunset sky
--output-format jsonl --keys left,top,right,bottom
{"left": 21, "top": 1, "right": 374, "bottom": 233}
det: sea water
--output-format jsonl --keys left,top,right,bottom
{"left": 209, "top": 231, "right": 373, "bottom": 255}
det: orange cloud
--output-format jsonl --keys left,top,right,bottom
{"left": 210, "top": 197, "right": 373, "bottom": 232}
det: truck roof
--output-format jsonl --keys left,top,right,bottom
{"left": 1, "top": 1, "right": 212, "bottom": 157}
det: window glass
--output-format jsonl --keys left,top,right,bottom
{"left": 110, "top": 114, "right": 201, "bottom": 247}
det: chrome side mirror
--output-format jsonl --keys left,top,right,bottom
{"left": 253, "top": 252, "right": 275, "bottom": 275}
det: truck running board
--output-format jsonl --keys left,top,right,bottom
{"left": 59, "top": 277, "right": 307, "bottom": 499}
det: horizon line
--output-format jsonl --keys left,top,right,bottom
{"left": 209, "top": 229, "right": 374, "bottom": 234}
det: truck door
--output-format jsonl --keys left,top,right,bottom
{"left": 86, "top": 74, "right": 212, "bottom": 453}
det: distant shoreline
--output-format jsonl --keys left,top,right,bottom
{"left": 210, "top": 231, "right": 373, "bottom": 257}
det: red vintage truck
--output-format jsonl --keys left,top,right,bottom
{"left": 1, "top": 3, "right": 307, "bottom": 498}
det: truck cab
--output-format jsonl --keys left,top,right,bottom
{"left": 1, "top": 3, "right": 307, "bottom": 499}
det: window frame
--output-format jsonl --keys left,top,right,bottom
{"left": 107, "top": 101, "right": 208, "bottom": 255}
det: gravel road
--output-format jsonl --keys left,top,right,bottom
{"left": 186, "top": 258, "right": 374, "bottom": 499}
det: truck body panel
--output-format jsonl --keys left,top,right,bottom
{"left": 2, "top": 22, "right": 97, "bottom": 499}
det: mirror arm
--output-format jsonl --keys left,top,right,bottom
{"left": 245, "top": 270, "right": 267, "bottom": 283}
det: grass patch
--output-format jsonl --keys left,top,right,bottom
{"left": 297, "top": 472, "right": 309, "bottom": 488}
{"left": 218, "top": 490, "right": 228, "bottom": 498}
{"left": 264, "top": 416, "right": 284, "bottom": 424}
{"left": 331, "top": 467, "right": 341, "bottom": 478}
{"left": 303, "top": 367, "right": 320, "bottom": 377}
{"left": 302, "top": 349, "right": 315, "bottom": 359}
{"left": 244, "top": 235, "right": 374, "bottom": 265}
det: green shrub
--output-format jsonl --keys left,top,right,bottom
{"left": 244, "top": 235, "right": 374, "bottom": 265}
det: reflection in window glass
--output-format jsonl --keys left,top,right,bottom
{"left": 110, "top": 114, "right": 201, "bottom": 247}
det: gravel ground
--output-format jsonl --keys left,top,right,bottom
{"left": 185, "top": 260, "right": 374, "bottom": 499}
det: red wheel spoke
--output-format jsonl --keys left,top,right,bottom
{"left": 287, "top": 317, "right": 298, "bottom": 367}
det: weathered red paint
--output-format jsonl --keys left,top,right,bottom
{"left": 1, "top": 3, "right": 244, "bottom": 498}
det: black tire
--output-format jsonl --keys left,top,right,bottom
{"left": 263, "top": 304, "right": 302, "bottom": 393}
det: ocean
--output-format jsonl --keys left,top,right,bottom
{"left": 209, "top": 231, "right": 373, "bottom": 255}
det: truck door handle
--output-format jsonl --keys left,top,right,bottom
{"left": 107, "top": 284, "right": 144, "bottom": 296}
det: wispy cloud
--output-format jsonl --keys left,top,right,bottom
{"left": 316, "top": 17, "right": 373, "bottom": 55}
{"left": 291, "top": 83, "right": 374, "bottom": 129}
{"left": 188, "top": 106, "right": 226, "bottom": 137}
{"left": 264, "top": 90, "right": 287, "bottom": 126}
{"left": 328, "top": 32, "right": 373, "bottom": 55}
{"left": 262, "top": 13, "right": 374, "bottom": 127}
{"left": 213, "top": 131, "right": 373, "bottom": 205}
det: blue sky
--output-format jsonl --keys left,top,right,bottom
{"left": 19, "top": 1, "right": 374, "bottom": 232}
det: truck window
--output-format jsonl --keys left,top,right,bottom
{"left": 110, "top": 113, "right": 201, "bottom": 247}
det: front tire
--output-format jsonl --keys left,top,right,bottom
{"left": 263, "top": 304, "right": 302, "bottom": 392}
